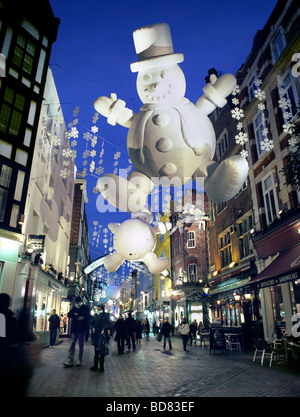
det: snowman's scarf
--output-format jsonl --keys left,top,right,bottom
{"left": 134, "top": 99, "right": 202, "bottom": 164}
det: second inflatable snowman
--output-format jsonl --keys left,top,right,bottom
{"left": 95, "top": 23, "right": 248, "bottom": 211}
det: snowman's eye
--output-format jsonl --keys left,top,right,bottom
{"left": 143, "top": 73, "right": 152, "bottom": 84}
{"left": 160, "top": 70, "right": 168, "bottom": 79}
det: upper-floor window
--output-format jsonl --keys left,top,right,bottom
{"left": 188, "top": 263, "right": 197, "bottom": 282}
{"left": 237, "top": 214, "right": 253, "bottom": 259}
{"left": 0, "top": 87, "right": 25, "bottom": 136}
{"left": 271, "top": 28, "right": 286, "bottom": 63}
{"left": 216, "top": 201, "right": 227, "bottom": 214}
{"left": 262, "top": 171, "right": 280, "bottom": 225}
{"left": 187, "top": 231, "right": 195, "bottom": 248}
{"left": 216, "top": 132, "right": 228, "bottom": 160}
{"left": 0, "top": 164, "right": 12, "bottom": 222}
{"left": 248, "top": 73, "right": 258, "bottom": 101}
{"left": 280, "top": 70, "right": 299, "bottom": 121}
{"left": 253, "top": 111, "right": 267, "bottom": 157}
{"left": 12, "top": 33, "right": 36, "bottom": 75}
{"left": 219, "top": 230, "right": 232, "bottom": 268}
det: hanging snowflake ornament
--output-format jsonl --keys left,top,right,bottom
{"left": 258, "top": 103, "right": 265, "bottom": 111}
{"left": 91, "top": 125, "right": 98, "bottom": 134}
{"left": 70, "top": 140, "right": 77, "bottom": 148}
{"left": 262, "top": 128, "right": 269, "bottom": 137}
{"left": 232, "top": 97, "right": 239, "bottom": 105}
{"left": 231, "top": 107, "right": 244, "bottom": 120}
{"left": 235, "top": 131, "right": 248, "bottom": 145}
{"left": 254, "top": 89, "right": 266, "bottom": 101}
{"left": 240, "top": 149, "right": 248, "bottom": 158}
{"left": 288, "top": 137, "right": 298, "bottom": 148}
{"left": 282, "top": 122, "right": 296, "bottom": 134}
{"left": 232, "top": 85, "right": 240, "bottom": 96}
{"left": 237, "top": 122, "right": 243, "bottom": 131}
{"left": 278, "top": 97, "right": 291, "bottom": 110}
{"left": 91, "top": 136, "right": 97, "bottom": 147}
{"left": 83, "top": 132, "right": 93, "bottom": 141}
{"left": 90, "top": 150, "right": 96, "bottom": 158}
{"left": 261, "top": 138, "right": 274, "bottom": 151}
{"left": 70, "top": 127, "right": 79, "bottom": 138}
{"left": 83, "top": 149, "right": 90, "bottom": 159}
{"left": 60, "top": 168, "right": 70, "bottom": 179}
{"left": 254, "top": 79, "right": 262, "bottom": 87}
{"left": 52, "top": 135, "right": 61, "bottom": 146}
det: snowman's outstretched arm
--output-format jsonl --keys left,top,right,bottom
{"left": 195, "top": 73, "right": 236, "bottom": 116}
{"left": 153, "top": 222, "right": 172, "bottom": 235}
{"left": 94, "top": 93, "right": 136, "bottom": 128}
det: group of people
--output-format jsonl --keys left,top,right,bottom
{"left": 178, "top": 318, "right": 206, "bottom": 350}
{"left": 61, "top": 297, "right": 153, "bottom": 372}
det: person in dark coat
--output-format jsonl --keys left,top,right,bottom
{"left": 135, "top": 320, "right": 142, "bottom": 344}
{"left": 48, "top": 309, "right": 60, "bottom": 347}
{"left": 143, "top": 318, "right": 150, "bottom": 340}
{"left": 125, "top": 312, "right": 136, "bottom": 351}
{"left": 189, "top": 320, "right": 197, "bottom": 345}
{"left": 114, "top": 314, "right": 126, "bottom": 353}
{"left": 63, "top": 296, "right": 90, "bottom": 366}
{"left": 89, "top": 304, "right": 113, "bottom": 371}
{"left": 161, "top": 317, "right": 172, "bottom": 350}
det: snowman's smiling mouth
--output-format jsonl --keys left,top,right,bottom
{"left": 145, "top": 83, "right": 172, "bottom": 102}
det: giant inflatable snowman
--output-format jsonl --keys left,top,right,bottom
{"left": 95, "top": 23, "right": 248, "bottom": 211}
{"left": 103, "top": 207, "right": 171, "bottom": 273}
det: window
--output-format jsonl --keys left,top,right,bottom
{"left": 0, "top": 87, "right": 25, "bottom": 136}
{"left": 253, "top": 112, "right": 267, "bottom": 157}
{"left": 280, "top": 70, "right": 299, "bottom": 121}
{"left": 216, "top": 201, "right": 227, "bottom": 214}
{"left": 237, "top": 214, "right": 253, "bottom": 259}
{"left": 248, "top": 74, "right": 258, "bottom": 101}
{"left": 262, "top": 171, "right": 280, "bottom": 225}
{"left": 0, "top": 164, "right": 12, "bottom": 222}
{"left": 188, "top": 264, "right": 197, "bottom": 282}
{"left": 216, "top": 132, "right": 228, "bottom": 160}
{"left": 187, "top": 231, "right": 195, "bottom": 248}
{"left": 271, "top": 28, "right": 286, "bottom": 63}
{"left": 219, "top": 230, "right": 232, "bottom": 268}
{"left": 12, "top": 33, "right": 36, "bottom": 75}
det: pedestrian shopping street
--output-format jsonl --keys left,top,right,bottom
{"left": 26, "top": 334, "right": 300, "bottom": 398}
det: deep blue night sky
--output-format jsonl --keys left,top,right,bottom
{"left": 48, "top": 0, "right": 278, "bottom": 262}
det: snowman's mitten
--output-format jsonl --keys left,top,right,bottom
{"left": 94, "top": 94, "right": 133, "bottom": 126}
{"left": 104, "top": 252, "right": 124, "bottom": 272}
{"left": 203, "top": 155, "right": 249, "bottom": 203}
{"left": 196, "top": 73, "right": 236, "bottom": 115}
{"left": 144, "top": 252, "right": 170, "bottom": 274}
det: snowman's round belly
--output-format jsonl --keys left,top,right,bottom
{"left": 128, "top": 107, "right": 212, "bottom": 183}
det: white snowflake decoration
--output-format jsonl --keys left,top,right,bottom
{"left": 52, "top": 135, "right": 61, "bottom": 146}
{"left": 235, "top": 131, "right": 248, "bottom": 145}
{"left": 258, "top": 103, "right": 265, "bottom": 111}
{"left": 240, "top": 149, "right": 248, "bottom": 158}
{"left": 282, "top": 122, "right": 296, "bottom": 134}
{"left": 231, "top": 107, "right": 244, "bottom": 120}
{"left": 62, "top": 148, "right": 73, "bottom": 158}
{"left": 261, "top": 138, "right": 274, "bottom": 151}
{"left": 70, "top": 127, "right": 79, "bottom": 138}
{"left": 91, "top": 126, "right": 98, "bottom": 134}
{"left": 70, "top": 140, "right": 77, "bottom": 148}
{"left": 83, "top": 132, "right": 93, "bottom": 141}
{"left": 232, "top": 85, "right": 240, "bottom": 96}
{"left": 254, "top": 79, "right": 262, "bottom": 87}
{"left": 262, "top": 128, "right": 269, "bottom": 137}
{"left": 254, "top": 89, "right": 266, "bottom": 101}
{"left": 91, "top": 136, "right": 97, "bottom": 147}
{"left": 60, "top": 168, "right": 70, "bottom": 179}
{"left": 237, "top": 122, "right": 243, "bottom": 131}
{"left": 278, "top": 97, "right": 291, "bottom": 110}
{"left": 288, "top": 137, "right": 298, "bottom": 148}
{"left": 90, "top": 150, "right": 96, "bottom": 158}
{"left": 83, "top": 150, "right": 90, "bottom": 159}
{"left": 232, "top": 97, "right": 239, "bottom": 105}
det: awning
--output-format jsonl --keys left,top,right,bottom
{"left": 250, "top": 244, "right": 300, "bottom": 287}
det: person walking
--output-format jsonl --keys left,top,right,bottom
{"left": 114, "top": 314, "right": 126, "bottom": 354}
{"left": 63, "top": 296, "right": 90, "bottom": 366}
{"left": 161, "top": 317, "right": 172, "bottom": 350}
{"left": 125, "top": 312, "right": 136, "bottom": 351}
{"left": 89, "top": 303, "right": 113, "bottom": 372}
{"left": 143, "top": 318, "right": 150, "bottom": 340}
{"left": 48, "top": 309, "right": 60, "bottom": 347}
{"left": 178, "top": 317, "right": 190, "bottom": 351}
{"left": 135, "top": 320, "right": 142, "bottom": 344}
{"left": 189, "top": 320, "right": 197, "bottom": 346}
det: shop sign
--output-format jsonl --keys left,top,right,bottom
{"left": 27, "top": 235, "right": 45, "bottom": 253}
{"left": 209, "top": 278, "right": 251, "bottom": 295}
{"left": 191, "top": 305, "right": 202, "bottom": 311}
{"left": 84, "top": 255, "right": 105, "bottom": 275}
{"left": 49, "top": 281, "right": 59, "bottom": 291}
{"left": 258, "top": 272, "right": 299, "bottom": 288}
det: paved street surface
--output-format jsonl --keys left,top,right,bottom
{"left": 26, "top": 334, "right": 300, "bottom": 398}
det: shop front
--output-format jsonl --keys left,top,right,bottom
{"left": 250, "top": 244, "right": 300, "bottom": 339}
{"left": 31, "top": 267, "right": 68, "bottom": 345}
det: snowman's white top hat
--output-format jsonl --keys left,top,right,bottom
{"left": 130, "top": 23, "right": 184, "bottom": 73}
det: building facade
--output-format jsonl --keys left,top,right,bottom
{"left": 208, "top": 0, "right": 300, "bottom": 344}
